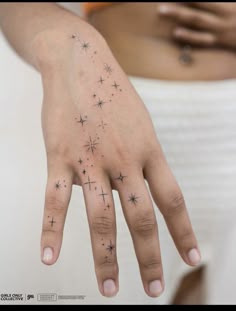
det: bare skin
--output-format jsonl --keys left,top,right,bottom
{"left": 89, "top": 2, "right": 236, "bottom": 80}
{"left": 0, "top": 3, "right": 200, "bottom": 298}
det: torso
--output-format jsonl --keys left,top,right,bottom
{"left": 88, "top": 2, "right": 236, "bottom": 81}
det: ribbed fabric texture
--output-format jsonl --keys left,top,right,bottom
{"left": 128, "top": 77, "right": 236, "bottom": 304}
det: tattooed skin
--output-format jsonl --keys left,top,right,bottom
{"left": 99, "top": 187, "right": 109, "bottom": 204}
{"left": 84, "top": 176, "right": 96, "bottom": 191}
{"left": 95, "top": 98, "right": 106, "bottom": 109}
{"left": 49, "top": 217, "right": 56, "bottom": 227}
{"left": 76, "top": 115, "right": 87, "bottom": 127}
{"left": 106, "top": 240, "right": 115, "bottom": 255}
{"left": 115, "top": 172, "right": 127, "bottom": 183}
{"left": 98, "top": 120, "right": 108, "bottom": 130}
{"left": 84, "top": 136, "right": 99, "bottom": 154}
{"left": 128, "top": 193, "right": 139, "bottom": 205}
{"left": 98, "top": 76, "right": 105, "bottom": 84}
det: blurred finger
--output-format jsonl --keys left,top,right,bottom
{"left": 174, "top": 27, "right": 216, "bottom": 46}
{"left": 158, "top": 3, "right": 223, "bottom": 31}
{"left": 144, "top": 151, "right": 201, "bottom": 267}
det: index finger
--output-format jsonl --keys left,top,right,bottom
{"left": 187, "top": 2, "right": 226, "bottom": 15}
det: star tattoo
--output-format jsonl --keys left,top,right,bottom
{"left": 82, "top": 169, "right": 86, "bottom": 175}
{"left": 112, "top": 81, "right": 120, "bottom": 89}
{"left": 115, "top": 172, "right": 127, "bottom": 183}
{"left": 98, "top": 120, "right": 108, "bottom": 130}
{"left": 84, "top": 176, "right": 96, "bottom": 191}
{"left": 99, "top": 187, "right": 109, "bottom": 204}
{"left": 128, "top": 193, "right": 139, "bottom": 205}
{"left": 106, "top": 240, "right": 115, "bottom": 255}
{"left": 104, "top": 63, "right": 113, "bottom": 74}
{"left": 78, "top": 158, "right": 83, "bottom": 165}
{"left": 77, "top": 115, "right": 87, "bottom": 127}
{"left": 55, "top": 181, "right": 61, "bottom": 190}
{"left": 84, "top": 136, "right": 99, "bottom": 154}
{"left": 98, "top": 76, "right": 105, "bottom": 84}
{"left": 95, "top": 98, "right": 105, "bottom": 109}
{"left": 81, "top": 41, "right": 90, "bottom": 51}
{"left": 49, "top": 217, "right": 56, "bottom": 227}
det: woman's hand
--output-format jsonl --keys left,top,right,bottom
{"left": 158, "top": 2, "right": 236, "bottom": 49}
{"left": 37, "top": 27, "right": 200, "bottom": 298}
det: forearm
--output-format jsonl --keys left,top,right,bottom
{"left": 0, "top": 3, "right": 103, "bottom": 71}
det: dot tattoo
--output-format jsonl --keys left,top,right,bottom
{"left": 49, "top": 217, "right": 56, "bottom": 227}
{"left": 82, "top": 169, "right": 86, "bottom": 175}
{"left": 99, "top": 187, "right": 109, "bottom": 204}
{"left": 84, "top": 176, "right": 96, "bottom": 191}
{"left": 104, "top": 63, "right": 113, "bottom": 74}
{"left": 128, "top": 193, "right": 139, "bottom": 205}
{"left": 84, "top": 136, "right": 99, "bottom": 154}
{"left": 93, "top": 94, "right": 97, "bottom": 98}
{"left": 98, "top": 76, "right": 105, "bottom": 84}
{"left": 106, "top": 240, "right": 115, "bottom": 255}
{"left": 115, "top": 172, "right": 127, "bottom": 183}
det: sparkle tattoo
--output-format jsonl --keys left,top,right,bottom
{"left": 49, "top": 217, "right": 56, "bottom": 227}
{"left": 104, "top": 63, "right": 113, "bottom": 74}
{"left": 76, "top": 115, "right": 87, "bottom": 127}
{"left": 115, "top": 172, "right": 127, "bottom": 183}
{"left": 55, "top": 181, "right": 61, "bottom": 190}
{"left": 112, "top": 81, "right": 120, "bottom": 89}
{"left": 128, "top": 193, "right": 139, "bottom": 205}
{"left": 81, "top": 41, "right": 90, "bottom": 51}
{"left": 84, "top": 136, "right": 99, "bottom": 154}
{"left": 78, "top": 158, "right": 83, "bottom": 165}
{"left": 98, "top": 120, "right": 108, "bottom": 130}
{"left": 95, "top": 98, "right": 105, "bottom": 109}
{"left": 106, "top": 240, "right": 115, "bottom": 255}
{"left": 84, "top": 176, "right": 96, "bottom": 191}
{"left": 99, "top": 187, "right": 109, "bottom": 204}
{"left": 98, "top": 76, "right": 105, "bottom": 84}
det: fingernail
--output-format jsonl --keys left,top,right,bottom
{"left": 149, "top": 280, "right": 163, "bottom": 297}
{"left": 43, "top": 247, "right": 53, "bottom": 263}
{"left": 188, "top": 248, "right": 201, "bottom": 266}
{"left": 159, "top": 5, "right": 170, "bottom": 14}
{"left": 103, "top": 279, "right": 117, "bottom": 297}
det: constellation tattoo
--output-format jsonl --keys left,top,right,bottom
{"left": 104, "top": 63, "right": 113, "bottom": 74}
{"left": 99, "top": 187, "right": 109, "bottom": 204}
{"left": 81, "top": 41, "right": 90, "bottom": 51}
{"left": 84, "top": 176, "right": 96, "bottom": 191}
{"left": 84, "top": 136, "right": 99, "bottom": 154}
{"left": 95, "top": 98, "right": 105, "bottom": 109}
{"left": 98, "top": 120, "right": 108, "bottom": 130}
{"left": 112, "top": 81, "right": 120, "bottom": 89}
{"left": 49, "top": 217, "right": 56, "bottom": 227}
{"left": 78, "top": 158, "right": 83, "bottom": 165}
{"left": 128, "top": 193, "right": 139, "bottom": 205}
{"left": 76, "top": 115, "right": 87, "bottom": 127}
{"left": 98, "top": 76, "right": 105, "bottom": 84}
{"left": 106, "top": 240, "right": 115, "bottom": 255}
{"left": 115, "top": 172, "right": 127, "bottom": 183}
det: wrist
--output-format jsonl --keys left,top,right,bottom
{"left": 31, "top": 22, "right": 107, "bottom": 77}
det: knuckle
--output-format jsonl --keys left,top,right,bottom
{"left": 179, "top": 228, "right": 194, "bottom": 248}
{"left": 92, "top": 216, "right": 114, "bottom": 235}
{"left": 132, "top": 214, "right": 157, "bottom": 238}
{"left": 189, "top": 13, "right": 202, "bottom": 25}
{"left": 140, "top": 257, "right": 162, "bottom": 271}
{"left": 164, "top": 193, "right": 186, "bottom": 218}
{"left": 45, "top": 194, "right": 66, "bottom": 214}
